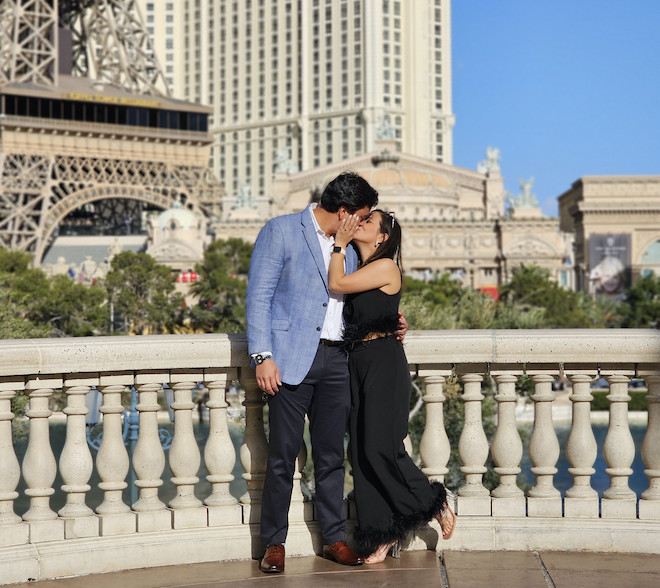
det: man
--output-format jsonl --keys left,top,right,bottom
{"left": 246, "top": 172, "right": 378, "bottom": 573}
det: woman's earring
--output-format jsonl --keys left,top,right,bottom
{"left": 375, "top": 242, "right": 381, "bottom": 248}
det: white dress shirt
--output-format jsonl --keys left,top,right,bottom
{"left": 308, "top": 203, "right": 345, "bottom": 341}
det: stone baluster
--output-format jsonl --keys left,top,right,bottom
{"left": 601, "top": 374, "right": 636, "bottom": 519}
{"left": 132, "top": 373, "right": 170, "bottom": 532}
{"left": 59, "top": 374, "right": 99, "bottom": 538}
{"left": 22, "top": 375, "right": 64, "bottom": 542}
{"left": 96, "top": 373, "right": 135, "bottom": 536}
{"left": 640, "top": 374, "right": 660, "bottom": 519}
{"left": 457, "top": 372, "right": 490, "bottom": 515}
{"left": 204, "top": 369, "right": 242, "bottom": 527}
{"left": 527, "top": 373, "right": 561, "bottom": 517}
{"left": 418, "top": 370, "right": 451, "bottom": 484}
{"left": 239, "top": 374, "right": 269, "bottom": 525}
{"left": 491, "top": 372, "right": 525, "bottom": 516}
{"left": 291, "top": 437, "right": 308, "bottom": 504}
{"left": 168, "top": 371, "right": 206, "bottom": 529}
{"left": 564, "top": 373, "right": 599, "bottom": 518}
{"left": 0, "top": 377, "right": 28, "bottom": 546}
{"left": 290, "top": 438, "right": 312, "bottom": 521}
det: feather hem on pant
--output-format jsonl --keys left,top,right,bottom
{"left": 351, "top": 481, "right": 448, "bottom": 556}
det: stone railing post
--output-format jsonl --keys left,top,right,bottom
{"left": 491, "top": 372, "right": 525, "bottom": 516}
{"left": 132, "top": 373, "right": 170, "bottom": 533}
{"left": 96, "top": 373, "right": 135, "bottom": 536}
{"left": 418, "top": 369, "right": 451, "bottom": 484}
{"left": 238, "top": 373, "right": 269, "bottom": 525}
{"left": 22, "top": 375, "right": 64, "bottom": 542}
{"left": 203, "top": 369, "right": 242, "bottom": 527}
{"left": 168, "top": 370, "right": 206, "bottom": 529}
{"left": 564, "top": 373, "right": 599, "bottom": 518}
{"left": 457, "top": 372, "right": 490, "bottom": 515}
{"left": 601, "top": 374, "right": 636, "bottom": 519}
{"left": 640, "top": 374, "right": 660, "bottom": 519}
{"left": 289, "top": 437, "right": 311, "bottom": 522}
{"left": 59, "top": 374, "right": 99, "bottom": 538}
{"left": 527, "top": 373, "right": 561, "bottom": 517}
{"left": 0, "top": 377, "right": 28, "bottom": 546}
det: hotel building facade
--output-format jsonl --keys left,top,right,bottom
{"left": 138, "top": 0, "right": 454, "bottom": 201}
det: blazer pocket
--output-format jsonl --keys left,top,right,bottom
{"left": 272, "top": 318, "right": 290, "bottom": 331}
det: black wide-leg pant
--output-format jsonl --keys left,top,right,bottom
{"left": 260, "top": 343, "right": 350, "bottom": 547}
{"left": 348, "top": 335, "right": 446, "bottom": 555}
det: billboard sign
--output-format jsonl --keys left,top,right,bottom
{"left": 588, "top": 233, "right": 631, "bottom": 300}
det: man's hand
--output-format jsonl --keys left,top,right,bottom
{"left": 396, "top": 311, "right": 409, "bottom": 342}
{"left": 256, "top": 360, "right": 282, "bottom": 395}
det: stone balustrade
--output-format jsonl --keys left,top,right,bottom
{"left": 0, "top": 329, "right": 659, "bottom": 584}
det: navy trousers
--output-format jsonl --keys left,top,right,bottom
{"left": 260, "top": 343, "right": 350, "bottom": 546}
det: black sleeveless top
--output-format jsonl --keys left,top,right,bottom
{"left": 342, "top": 288, "right": 401, "bottom": 349}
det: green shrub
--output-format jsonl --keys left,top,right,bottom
{"left": 590, "top": 390, "right": 648, "bottom": 411}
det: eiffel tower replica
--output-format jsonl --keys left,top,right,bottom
{"left": 0, "top": 0, "right": 224, "bottom": 264}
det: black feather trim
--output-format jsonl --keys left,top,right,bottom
{"left": 341, "top": 314, "right": 401, "bottom": 352}
{"left": 351, "top": 481, "right": 448, "bottom": 555}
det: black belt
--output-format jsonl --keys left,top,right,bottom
{"left": 319, "top": 338, "right": 343, "bottom": 347}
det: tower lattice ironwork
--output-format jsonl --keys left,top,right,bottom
{"left": 0, "top": 0, "right": 223, "bottom": 263}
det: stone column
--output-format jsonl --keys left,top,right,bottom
{"left": 59, "top": 374, "right": 99, "bottom": 538}
{"left": 564, "top": 373, "right": 599, "bottom": 518}
{"left": 0, "top": 377, "right": 28, "bottom": 546}
{"left": 239, "top": 373, "right": 269, "bottom": 526}
{"left": 168, "top": 370, "right": 206, "bottom": 529}
{"left": 491, "top": 372, "right": 525, "bottom": 516}
{"left": 457, "top": 372, "right": 490, "bottom": 515}
{"left": 96, "top": 373, "right": 135, "bottom": 536}
{"left": 22, "top": 375, "right": 65, "bottom": 542}
{"left": 418, "top": 370, "right": 451, "bottom": 484}
{"left": 640, "top": 374, "right": 660, "bottom": 519}
{"left": 289, "top": 437, "right": 312, "bottom": 522}
{"left": 601, "top": 374, "right": 636, "bottom": 519}
{"left": 527, "top": 374, "right": 562, "bottom": 517}
{"left": 204, "top": 369, "right": 242, "bottom": 527}
{"left": 132, "top": 373, "right": 170, "bottom": 532}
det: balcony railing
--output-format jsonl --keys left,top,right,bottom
{"left": 0, "top": 330, "right": 659, "bottom": 584}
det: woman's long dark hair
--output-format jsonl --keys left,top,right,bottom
{"left": 359, "top": 209, "right": 403, "bottom": 272}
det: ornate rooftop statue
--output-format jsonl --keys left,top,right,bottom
{"left": 477, "top": 146, "right": 501, "bottom": 174}
{"left": 516, "top": 177, "right": 539, "bottom": 208}
{"left": 274, "top": 147, "right": 299, "bottom": 174}
{"left": 375, "top": 117, "right": 396, "bottom": 140}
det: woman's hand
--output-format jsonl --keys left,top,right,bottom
{"left": 335, "top": 214, "right": 360, "bottom": 248}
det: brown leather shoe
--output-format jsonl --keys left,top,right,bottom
{"left": 260, "top": 544, "right": 285, "bottom": 573}
{"left": 323, "top": 541, "right": 365, "bottom": 565}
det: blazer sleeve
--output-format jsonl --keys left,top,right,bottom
{"left": 245, "top": 218, "right": 285, "bottom": 356}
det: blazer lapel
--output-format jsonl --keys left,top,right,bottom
{"left": 301, "top": 208, "right": 329, "bottom": 292}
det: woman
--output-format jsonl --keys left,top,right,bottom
{"left": 328, "top": 210, "right": 456, "bottom": 563}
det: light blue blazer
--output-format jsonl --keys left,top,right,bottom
{"left": 246, "top": 208, "right": 358, "bottom": 385}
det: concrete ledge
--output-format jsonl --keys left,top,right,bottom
{"left": 3, "top": 515, "right": 660, "bottom": 584}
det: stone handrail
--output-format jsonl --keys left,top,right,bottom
{"left": 0, "top": 329, "right": 659, "bottom": 584}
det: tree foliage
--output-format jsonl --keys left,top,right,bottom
{"left": 0, "top": 248, "right": 104, "bottom": 338}
{"left": 619, "top": 273, "right": 660, "bottom": 328}
{"left": 105, "top": 251, "right": 185, "bottom": 334}
{"left": 188, "top": 239, "right": 252, "bottom": 333}
{"left": 28, "top": 275, "right": 108, "bottom": 336}
{"left": 499, "top": 265, "right": 591, "bottom": 328}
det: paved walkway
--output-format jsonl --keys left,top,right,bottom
{"left": 14, "top": 550, "right": 660, "bottom": 588}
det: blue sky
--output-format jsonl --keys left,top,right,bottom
{"left": 451, "top": 0, "right": 660, "bottom": 217}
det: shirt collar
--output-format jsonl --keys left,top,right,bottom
{"left": 308, "top": 203, "right": 332, "bottom": 239}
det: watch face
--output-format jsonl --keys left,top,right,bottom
{"left": 332, "top": 246, "right": 342, "bottom": 253}
{"left": 255, "top": 354, "right": 264, "bottom": 364}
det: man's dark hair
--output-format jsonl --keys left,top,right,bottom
{"left": 320, "top": 172, "right": 379, "bottom": 213}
